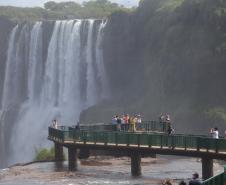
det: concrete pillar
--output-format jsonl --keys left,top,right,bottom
{"left": 131, "top": 152, "right": 141, "bottom": 177}
{"left": 68, "top": 147, "right": 78, "bottom": 171}
{"left": 202, "top": 157, "right": 213, "bottom": 180}
{"left": 55, "top": 142, "right": 64, "bottom": 161}
{"left": 79, "top": 149, "right": 90, "bottom": 159}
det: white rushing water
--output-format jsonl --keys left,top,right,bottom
{"left": 0, "top": 19, "right": 109, "bottom": 166}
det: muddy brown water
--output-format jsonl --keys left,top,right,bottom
{"left": 0, "top": 155, "right": 224, "bottom": 185}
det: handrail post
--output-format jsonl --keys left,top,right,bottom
{"left": 184, "top": 137, "right": 187, "bottom": 151}
{"left": 138, "top": 134, "right": 140, "bottom": 147}
{"left": 197, "top": 137, "right": 200, "bottom": 151}
{"left": 224, "top": 165, "right": 226, "bottom": 182}
{"left": 215, "top": 139, "right": 219, "bottom": 153}
{"left": 94, "top": 132, "right": 97, "bottom": 144}
{"left": 172, "top": 136, "right": 175, "bottom": 150}
{"left": 104, "top": 132, "right": 108, "bottom": 145}
{"left": 115, "top": 132, "right": 118, "bottom": 146}
{"left": 127, "top": 133, "right": 130, "bottom": 146}
{"left": 84, "top": 131, "right": 87, "bottom": 144}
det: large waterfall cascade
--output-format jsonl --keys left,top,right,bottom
{"left": 0, "top": 19, "right": 109, "bottom": 167}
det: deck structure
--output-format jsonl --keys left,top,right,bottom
{"left": 48, "top": 122, "right": 226, "bottom": 182}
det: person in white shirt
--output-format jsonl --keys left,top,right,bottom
{"left": 210, "top": 127, "right": 219, "bottom": 139}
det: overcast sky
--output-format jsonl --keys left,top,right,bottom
{"left": 0, "top": 0, "right": 140, "bottom": 7}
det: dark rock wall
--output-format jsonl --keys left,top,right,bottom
{"left": 80, "top": 0, "right": 226, "bottom": 133}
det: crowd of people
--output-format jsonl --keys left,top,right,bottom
{"left": 111, "top": 114, "right": 142, "bottom": 131}
{"left": 161, "top": 172, "right": 202, "bottom": 185}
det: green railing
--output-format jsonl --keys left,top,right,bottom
{"left": 76, "top": 121, "right": 171, "bottom": 133}
{"left": 202, "top": 171, "right": 226, "bottom": 185}
{"left": 48, "top": 127, "right": 226, "bottom": 153}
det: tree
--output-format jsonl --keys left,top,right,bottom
{"left": 44, "top": 1, "right": 57, "bottom": 11}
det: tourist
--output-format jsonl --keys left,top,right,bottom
{"left": 75, "top": 121, "right": 80, "bottom": 131}
{"left": 121, "top": 115, "right": 125, "bottom": 124}
{"left": 179, "top": 181, "right": 187, "bottom": 185}
{"left": 112, "top": 115, "right": 117, "bottom": 125}
{"left": 136, "top": 114, "right": 142, "bottom": 130}
{"left": 188, "top": 172, "right": 202, "bottom": 185}
{"left": 52, "top": 119, "right": 58, "bottom": 129}
{"left": 124, "top": 114, "right": 129, "bottom": 124}
{"left": 167, "top": 124, "right": 174, "bottom": 135}
{"left": 166, "top": 114, "right": 171, "bottom": 122}
{"left": 131, "top": 117, "right": 137, "bottom": 132}
{"left": 159, "top": 113, "right": 165, "bottom": 122}
{"left": 210, "top": 127, "right": 219, "bottom": 139}
{"left": 116, "top": 115, "right": 121, "bottom": 131}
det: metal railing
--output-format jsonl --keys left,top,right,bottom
{"left": 202, "top": 172, "right": 225, "bottom": 185}
{"left": 48, "top": 127, "right": 226, "bottom": 153}
{"left": 74, "top": 121, "right": 171, "bottom": 133}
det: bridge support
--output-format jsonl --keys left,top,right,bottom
{"left": 68, "top": 147, "right": 78, "bottom": 171}
{"left": 55, "top": 142, "right": 64, "bottom": 161}
{"left": 131, "top": 152, "right": 141, "bottom": 177}
{"left": 202, "top": 157, "right": 213, "bottom": 180}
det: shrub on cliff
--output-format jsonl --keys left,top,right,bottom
{"left": 34, "top": 147, "right": 66, "bottom": 161}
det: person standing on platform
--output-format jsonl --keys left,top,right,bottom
{"left": 137, "top": 114, "right": 142, "bottom": 130}
{"left": 189, "top": 172, "right": 202, "bottom": 185}
{"left": 210, "top": 127, "right": 219, "bottom": 139}
{"left": 116, "top": 115, "right": 121, "bottom": 131}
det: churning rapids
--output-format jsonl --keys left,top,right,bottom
{"left": 0, "top": 19, "right": 109, "bottom": 168}
{"left": 0, "top": 156, "right": 224, "bottom": 185}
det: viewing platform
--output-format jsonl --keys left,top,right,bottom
{"left": 48, "top": 121, "right": 226, "bottom": 184}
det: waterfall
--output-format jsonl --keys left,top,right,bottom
{"left": 28, "top": 22, "right": 43, "bottom": 101}
{"left": 0, "top": 19, "right": 109, "bottom": 166}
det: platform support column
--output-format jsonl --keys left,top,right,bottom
{"left": 202, "top": 157, "right": 213, "bottom": 180}
{"left": 68, "top": 147, "right": 78, "bottom": 171}
{"left": 55, "top": 142, "right": 64, "bottom": 161}
{"left": 131, "top": 152, "right": 141, "bottom": 177}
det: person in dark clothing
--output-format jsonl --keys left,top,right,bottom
{"left": 179, "top": 181, "right": 187, "bottom": 185}
{"left": 116, "top": 115, "right": 121, "bottom": 131}
{"left": 167, "top": 125, "right": 174, "bottom": 135}
{"left": 189, "top": 172, "right": 202, "bottom": 185}
{"left": 75, "top": 121, "right": 80, "bottom": 131}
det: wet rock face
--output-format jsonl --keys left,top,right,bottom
{"left": 81, "top": 0, "right": 226, "bottom": 132}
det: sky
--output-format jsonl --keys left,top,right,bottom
{"left": 0, "top": 0, "right": 140, "bottom": 8}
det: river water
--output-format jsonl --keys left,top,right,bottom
{"left": 0, "top": 155, "right": 224, "bottom": 185}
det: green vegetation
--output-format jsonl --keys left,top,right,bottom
{"left": 0, "top": 0, "right": 134, "bottom": 22}
{"left": 158, "top": 0, "right": 185, "bottom": 12}
{"left": 34, "top": 147, "right": 65, "bottom": 161}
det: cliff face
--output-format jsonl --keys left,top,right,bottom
{"left": 80, "top": 0, "right": 226, "bottom": 133}
{"left": 1, "top": 0, "right": 226, "bottom": 135}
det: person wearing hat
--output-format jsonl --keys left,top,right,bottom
{"left": 189, "top": 172, "right": 202, "bottom": 185}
